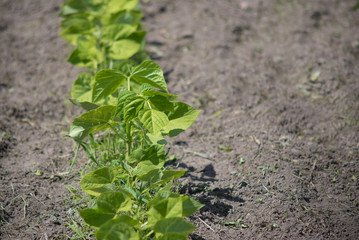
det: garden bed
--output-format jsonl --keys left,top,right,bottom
{"left": 1, "top": 0, "right": 358, "bottom": 239}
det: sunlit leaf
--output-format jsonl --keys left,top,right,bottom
{"left": 93, "top": 70, "right": 127, "bottom": 102}
{"left": 79, "top": 209, "right": 115, "bottom": 227}
{"left": 162, "top": 102, "right": 200, "bottom": 137}
{"left": 69, "top": 106, "right": 117, "bottom": 142}
{"left": 154, "top": 217, "right": 196, "bottom": 236}
{"left": 139, "top": 109, "right": 169, "bottom": 134}
{"left": 97, "top": 191, "right": 133, "bottom": 213}
{"left": 96, "top": 218, "right": 139, "bottom": 240}
{"left": 101, "top": 24, "right": 137, "bottom": 44}
{"left": 130, "top": 60, "right": 168, "bottom": 92}
{"left": 80, "top": 167, "right": 119, "bottom": 196}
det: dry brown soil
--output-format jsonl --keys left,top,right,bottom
{"left": 1, "top": 0, "right": 359, "bottom": 239}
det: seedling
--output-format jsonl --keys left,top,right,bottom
{"left": 60, "top": 0, "right": 204, "bottom": 239}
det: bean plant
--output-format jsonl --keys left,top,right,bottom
{"left": 60, "top": 0, "right": 203, "bottom": 239}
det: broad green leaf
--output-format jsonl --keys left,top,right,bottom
{"left": 142, "top": 89, "right": 178, "bottom": 101}
{"left": 137, "top": 169, "right": 162, "bottom": 183}
{"left": 93, "top": 70, "right": 127, "bottom": 103}
{"left": 156, "top": 170, "right": 185, "bottom": 185}
{"left": 68, "top": 36, "right": 104, "bottom": 69}
{"left": 139, "top": 109, "right": 169, "bottom": 134}
{"left": 114, "top": 90, "right": 135, "bottom": 119}
{"left": 102, "top": 9, "right": 142, "bottom": 26}
{"left": 115, "top": 215, "right": 138, "bottom": 227}
{"left": 69, "top": 99, "right": 99, "bottom": 111}
{"left": 96, "top": 218, "right": 139, "bottom": 240}
{"left": 128, "top": 144, "right": 165, "bottom": 164}
{"left": 130, "top": 60, "right": 168, "bottom": 92}
{"left": 80, "top": 167, "right": 119, "bottom": 196}
{"left": 139, "top": 83, "right": 154, "bottom": 93}
{"left": 69, "top": 105, "right": 116, "bottom": 142}
{"left": 181, "top": 196, "right": 204, "bottom": 217}
{"left": 79, "top": 209, "right": 115, "bottom": 227}
{"left": 124, "top": 95, "right": 146, "bottom": 122}
{"left": 134, "top": 161, "right": 163, "bottom": 183}
{"left": 147, "top": 197, "right": 183, "bottom": 226}
{"left": 148, "top": 183, "right": 178, "bottom": 207}
{"left": 60, "top": 17, "right": 94, "bottom": 45}
{"left": 108, "top": 31, "right": 146, "bottom": 60}
{"left": 71, "top": 72, "right": 94, "bottom": 101}
{"left": 162, "top": 101, "right": 200, "bottom": 137}
{"left": 60, "top": 0, "right": 101, "bottom": 16}
{"left": 100, "top": 24, "right": 137, "bottom": 44}
{"left": 146, "top": 133, "right": 167, "bottom": 145}
{"left": 148, "top": 95, "right": 174, "bottom": 112}
{"left": 158, "top": 233, "right": 187, "bottom": 240}
{"left": 113, "top": 60, "right": 136, "bottom": 77}
{"left": 154, "top": 217, "right": 196, "bottom": 236}
{"left": 97, "top": 191, "right": 132, "bottom": 213}
{"left": 107, "top": 0, "right": 139, "bottom": 14}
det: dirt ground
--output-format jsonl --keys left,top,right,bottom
{"left": 1, "top": 0, "right": 359, "bottom": 239}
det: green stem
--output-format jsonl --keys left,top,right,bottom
{"left": 108, "top": 124, "right": 126, "bottom": 141}
{"left": 127, "top": 77, "right": 130, "bottom": 91}
{"left": 80, "top": 142, "right": 100, "bottom": 167}
{"left": 68, "top": 143, "right": 80, "bottom": 173}
{"left": 126, "top": 122, "right": 132, "bottom": 158}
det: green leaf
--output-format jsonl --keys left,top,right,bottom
{"left": 134, "top": 161, "right": 163, "bottom": 183}
{"left": 60, "top": 0, "right": 102, "bottom": 16}
{"left": 162, "top": 102, "right": 200, "bottom": 137}
{"left": 147, "top": 197, "right": 183, "bottom": 226}
{"left": 146, "top": 133, "right": 167, "bottom": 145}
{"left": 114, "top": 90, "right": 135, "bottom": 119}
{"left": 60, "top": 17, "right": 94, "bottom": 45}
{"left": 115, "top": 215, "right": 138, "bottom": 227}
{"left": 181, "top": 196, "right": 204, "bottom": 217}
{"left": 102, "top": 9, "right": 142, "bottom": 26}
{"left": 158, "top": 233, "right": 187, "bottom": 240}
{"left": 156, "top": 170, "right": 185, "bottom": 185}
{"left": 108, "top": 31, "right": 145, "bottom": 60}
{"left": 96, "top": 218, "right": 139, "bottom": 240}
{"left": 97, "top": 191, "right": 133, "bottom": 213}
{"left": 148, "top": 183, "right": 178, "bottom": 207}
{"left": 154, "top": 217, "right": 196, "bottom": 236}
{"left": 130, "top": 60, "right": 168, "bottom": 92}
{"left": 80, "top": 167, "right": 119, "bottom": 196}
{"left": 68, "top": 36, "right": 104, "bottom": 69}
{"left": 71, "top": 72, "right": 94, "bottom": 101}
{"left": 107, "top": 0, "right": 139, "bottom": 14}
{"left": 113, "top": 60, "right": 136, "bottom": 77}
{"left": 142, "top": 89, "right": 178, "bottom": 100}
{"left": 69, "top": 99, "right": 99, "bottom": 111}
{"left": 128, "top": 144, "right": 165, "bottom": 164}
{"left": 148, "top": 95, "right": 174, "bottom": 112}
{"left": 79, "top": 209, "right": 115, "bottom": 227}
{"left": 69, "top": 105, "right": 116, "bottom": 142}
{"left": 124, "top": 96, "right": 146, "bottom": 122}
{"left": 139, "top": 109, "right": 169, "bottom": 134}
{"left": 93, "top": 70, "right": 127, "bottom": 103}
{"left": 101, "top": 24, "right": 137, "bottom": 44}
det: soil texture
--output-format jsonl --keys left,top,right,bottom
{"left": 1, "top": 0, "right": 359, "bottom": 239}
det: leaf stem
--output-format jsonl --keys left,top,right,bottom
{"left": 126, "top": 122, "right": 132, "bottom": 158}
{"left": 108, "top": 124, "right": 126, "bottom": 142}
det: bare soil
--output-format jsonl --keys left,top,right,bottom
{"left": 1, "top": 0, "right": 358, "bottom": 239}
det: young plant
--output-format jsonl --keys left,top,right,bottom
{"left": 60, "top": 0, "right": 203, "bottom": 239}
{"left": 60, "top": 0, "right": 146, "bottom": 70}
{"left": 68, "top": 60, "right": 202, "bottom": 239}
